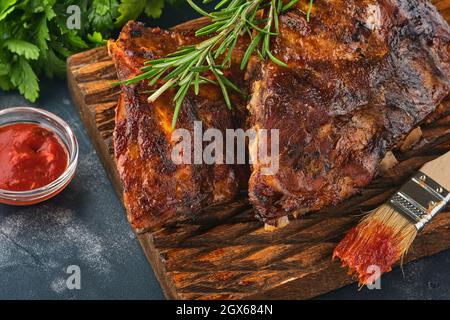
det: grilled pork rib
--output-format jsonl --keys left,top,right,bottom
{"left": 108, "top": 21, "right": 248, "bottom": 230}
{"left": 247, "top": 0, "right": 450, "bottom": 223}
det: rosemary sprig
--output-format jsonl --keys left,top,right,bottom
{"left": 123, "top": 0, "right": 307, "bottom": 129}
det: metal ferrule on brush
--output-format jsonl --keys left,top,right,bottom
{"left": 387, "top": 172, "right": 450, "bottom": 231}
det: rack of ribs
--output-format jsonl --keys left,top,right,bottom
{"left": 110, "top": 0, "right": 450, "bottom": 230}
{"left": 247, "top": 0, "right": 450, "bottom": 224}
{"left": 108, "top": 21, "right": 249, "bottom": 230}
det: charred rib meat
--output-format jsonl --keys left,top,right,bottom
{"left": 108, "top": 21, "right": 248, "bottom": 230}
{"left": 247, "top": 0, "right": 450, "bottom": 223}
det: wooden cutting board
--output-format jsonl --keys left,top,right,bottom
{"left": 67, "top": 1, "right": 450, "bottom": 300}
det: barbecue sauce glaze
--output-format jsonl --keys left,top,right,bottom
{"left": 0, "top": 123, "right": 68, "bottom": 191}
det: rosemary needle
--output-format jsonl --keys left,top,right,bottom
{"left": 123, "top": 0, "right": 306, "bottom": 129}
{"left": 307, "top": 0, "right": 314, "bottom": 22}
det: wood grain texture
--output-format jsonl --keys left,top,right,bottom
{"left": 67, "top": 2, "right": 450, "bottom": 300}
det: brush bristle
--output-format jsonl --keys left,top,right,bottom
{"left": 333, "top": 204, "right": 418, "bottom": 285}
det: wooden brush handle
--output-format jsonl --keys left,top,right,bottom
{"left": 421, "top": 151, "right": 450, "bottom": 191}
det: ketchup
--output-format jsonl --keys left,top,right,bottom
{"left": 0, "top": 123, "right": 68, "bottom": 191}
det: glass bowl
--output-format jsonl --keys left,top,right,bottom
{"left": 0, "top": 107, "right": 78, "bottom": 205}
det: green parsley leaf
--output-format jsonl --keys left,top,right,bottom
{"left": 115, "top": 0, "right": 146, "bottom": 27}
{"left": 44, "top": 48, "right": 67, "bottom": 78}
{"left": 88, "top": 0, "right": 119, "bottom": 34}
{"left": 3, "top": 39, "right": 40, "bottom": 60}
{"left": 0, "top": 0, "right": 17, "bottom": 21}
{"left": 36, "top": 16, "right": 50, "bottom": 51}
{"left": 66, "top": 32, "right": 89, "bottom": 50}
{"left": 145, "top": 0, "right": 165, "bottom": 19}
{"left": 88, "top": 31, "right": 107, "bottom": 45}
{"left": 10, "top": 57, "right": 39, "bottom": 102}
{"left": 0, "top": 75, "right": 13, "bottom": 91}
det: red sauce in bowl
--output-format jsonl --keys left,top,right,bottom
{"left": 0, "top": 123, "right": 68, "bottom": 191}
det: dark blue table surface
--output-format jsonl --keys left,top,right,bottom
{"left": 0, "top": 3, "right": 449, "bottom": 300}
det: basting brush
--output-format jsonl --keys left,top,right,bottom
{"left": 333, "top": 151, "right": 450, "bottom": 285}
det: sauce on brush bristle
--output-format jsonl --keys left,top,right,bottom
{"left": 333, "top": 205, "right": 417, "bottom": 285}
